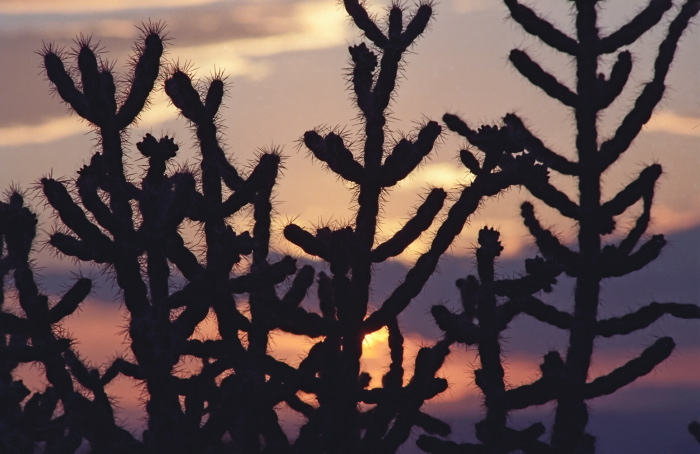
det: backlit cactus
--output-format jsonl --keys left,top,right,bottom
{"left": 0, "top": 1, "right": 696, "bottom": 452}
{"left": 419, "top": 1, "right": 700, "bottom": 452}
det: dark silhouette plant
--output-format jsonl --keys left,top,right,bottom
{"left": 0, "top": 0, "right": 698, "bottom": 453}
{"left": 36, "top": 22, "right": 320, "bottom": 454}
{"left": 280, "top": 1, "right": 536, "bottom": 452}
{"left": 417, "top": 0, "right": 700, "bottom": 453}
{"left": 0, "top": 191, "right": 141, "bottom": 453}
{"left": 2, "top": 1, "right": 528, "bottom": 452}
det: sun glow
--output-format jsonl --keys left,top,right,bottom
{"left": 362, "top": 326, "right": 390, "bottom": 356}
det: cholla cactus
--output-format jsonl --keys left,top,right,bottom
{"left": 420, "top": 226, "right": 564, "bottom": 453}
{"left": 38, "top": 23, "right": 322, "bottom": 453}
{"left": 37, "top": 8, "right": 496, "bottom": 451}
{"left": 419, "top": 0, "right": 700, "bottom": 453}
{"left": 0, "top": 192, "right": 140, "bottom": 452}
{"left": 2, "top": 0, "right": 694, "bottom": 452}
{"left": 281, "top": 1, "right": 536, "bottom": 452}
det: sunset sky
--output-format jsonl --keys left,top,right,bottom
{"left": 1, "top": 0, "right": 699, "bottom": 452}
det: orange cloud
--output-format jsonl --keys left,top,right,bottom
{"left": 646, "top": 110, "right": 700, "bottom": 137}
{"left": 397, "top": 162, "right": 475, "bottom": 192}
{"left": 649, "top": 204, "right": 700, "bottom": 234}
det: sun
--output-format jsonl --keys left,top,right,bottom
{"left": 362, "top": 326, "right": 390, "bottom": 353}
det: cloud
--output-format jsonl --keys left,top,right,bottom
{"left": 397, "top": 162, "right": 475, "bottom": 191}
{"left": 376, "top": 212, "right": 533, "bottom": 264}
{"left": 226, "top": 326, "right": 700, "bottom": 404}
{"left": 646, "top": 110, "right": 700, "bottom": 137}
{"left": 0, "top": 1, "right": 350, "bottom": 148}
{"left": 648, "top": 203, "right": 700, "bottom": 234}
{"left": 450, "top": 0, "right": 493, "bottom": 14}
{"left": 0, "top": 92, "right": 177, "bottom": 148}
{"left": 0, "top": 0, "right": 220, "bottom": 14}
{"left": 172, "top": 1, "right": 350, "bottom": 79}
{"left": 0, "top": 116, "right": 87, "bottom": 148}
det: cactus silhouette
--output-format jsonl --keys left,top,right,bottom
{"left": 418, "top": 1, "right": 700, "bottom": 453}
{"left": 0, "top": 0, "right": 697, "bottom": 453}
{"left": 281, "top": 2, "right": 534, "bottom": 452}
{"left": 20, "top": 2, "right": 519, "bottom": 452}
{"left": 38, "top": 22, "right": 315, "bottom": 453}
{"left": 0, "top": 192, "right": 140, "bottom": 452}
{"left": 25, "top": 1, "right": 529, "bottom": 452}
